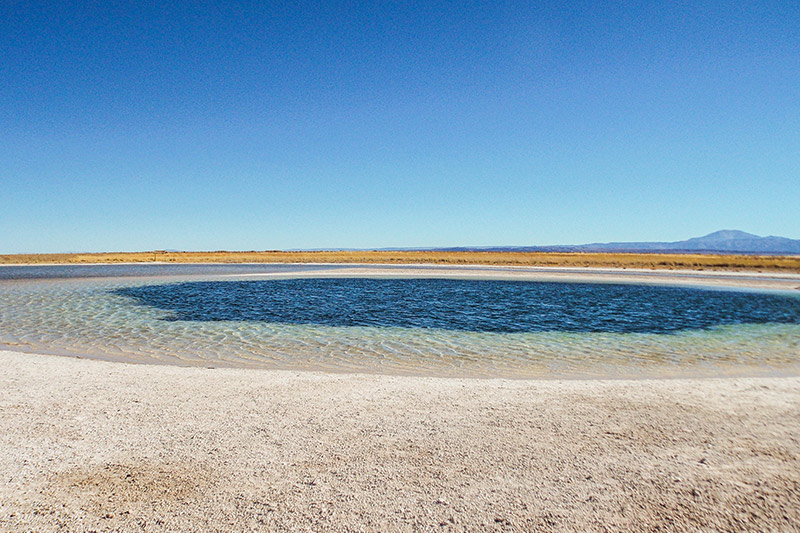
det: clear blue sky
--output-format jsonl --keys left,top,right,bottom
{"left": 2, "top": 1, "right": 799, "bottom": 253}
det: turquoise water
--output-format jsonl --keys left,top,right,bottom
{"left": 1, "top": 265, "right": 798, "bottom": 378}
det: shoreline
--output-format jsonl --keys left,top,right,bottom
{"left": 1, "top": 349, "right": 798, "bottom": 531}
{"left": 4, "top": 259, "right": 800, "bottom": 276}
{"left": 3, "top": 261, "right": 800, "bottom": 290}
{"left": 219, "top": 263, "right": 800, "bottom": 291}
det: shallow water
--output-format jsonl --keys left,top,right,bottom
{"left": 1, "top": 264, "right": 799, "bottom": 378}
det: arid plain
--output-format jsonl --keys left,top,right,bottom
{"left": 3, "top": 249, "right": 800, "bottom": 273}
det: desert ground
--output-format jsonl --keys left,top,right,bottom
{"left": 1, "top": 349, "right": 798, "bottom": 532}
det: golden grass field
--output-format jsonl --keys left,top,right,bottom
{"left": 1, "top": 250, "right": 799, "bottom": 272}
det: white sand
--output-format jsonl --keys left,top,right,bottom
{"left": 1, "top": 349, "right": 798, "bottom": 531}
{"left": 222, "top": 263, "right": 800, "bottom": 292}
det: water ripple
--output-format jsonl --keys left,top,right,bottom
{"left": 0, "top": 275, "right": 798, "bottom": 378}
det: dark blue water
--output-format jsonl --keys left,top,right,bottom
{"left": 114, "top": 278, "right": 800, "bottom": 334}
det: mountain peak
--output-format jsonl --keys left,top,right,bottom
{"left": 573, "top": 230, "right": 800, "bottom": 254}
{"left": 694, "top": 230, "right": 760, "bottom": 242}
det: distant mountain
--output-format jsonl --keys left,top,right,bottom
{"left": 577, "top": 230, "right": 800, "bottom": 254}
{"left": 421, "top": 231, "right": 800, "bottom": 255}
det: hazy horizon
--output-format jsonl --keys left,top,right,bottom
{"left": 3, "top": 228, "right": 799, "bottom": 256}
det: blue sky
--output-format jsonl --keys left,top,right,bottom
{"left": 2, "top": 1, "right": 799, "bottom": 253}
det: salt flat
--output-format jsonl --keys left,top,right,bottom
{"left": 1, "top": 349, "right": 798, "bottom": 531}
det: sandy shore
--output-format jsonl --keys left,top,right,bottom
{"left": 4, "top": 261, "right": 800, "bottom": 291}
{"left": 1, "top": 349, "right": 799, "bottom": 531}
{"left": 219, "top": 263, "right": 800, "bottom": 292}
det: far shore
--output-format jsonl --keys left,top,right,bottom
{"left": 2, "top": 249, "right": 800, "bottom": 273}
{"left": 3, "top": 261, "right": 799, "bottom": 292}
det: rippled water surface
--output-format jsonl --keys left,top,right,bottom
{"left": 1, "top": 264, "right": 799, "bottom": 378}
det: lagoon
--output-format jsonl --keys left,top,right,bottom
{"left": 1, "top": 264, "right": 799, "bottom": 378}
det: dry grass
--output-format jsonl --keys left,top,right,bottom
{"left": 1, "top": 250, "right": 799, "bottom": 272}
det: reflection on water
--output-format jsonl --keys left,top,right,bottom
{"left": 0, "top": 266, "right": 798, "bottom": 378}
